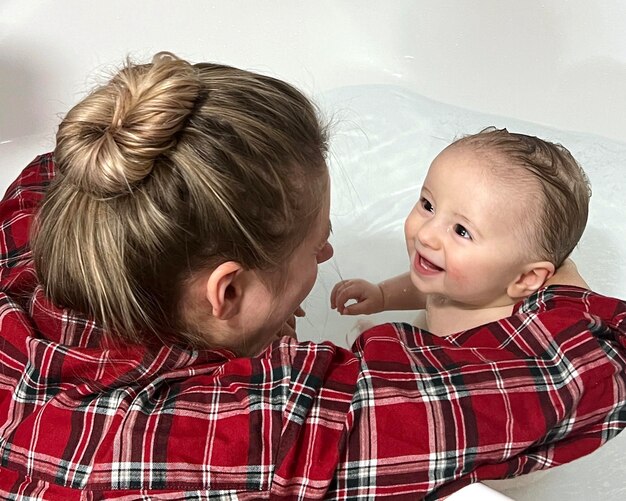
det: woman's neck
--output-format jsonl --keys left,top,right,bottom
{"left": 424, "top": 294, "right": 516, "bottom": 337}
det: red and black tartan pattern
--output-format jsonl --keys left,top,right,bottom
{"left": 0, "top": 154, "right": 624, "bottom": 499}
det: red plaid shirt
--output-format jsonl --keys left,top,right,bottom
{"left": 1, "top": 154, "right": 625, "bottom": 500}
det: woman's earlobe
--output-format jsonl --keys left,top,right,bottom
{"left": 206, "top": 261, "right": 244, "bottom": 319}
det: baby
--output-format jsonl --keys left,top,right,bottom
{"left": 331, "top": 127, "right": 591, "bottom": 336}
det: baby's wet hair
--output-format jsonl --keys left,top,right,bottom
{"left": 452, "top": 127, "right": 591, "bottom": 267}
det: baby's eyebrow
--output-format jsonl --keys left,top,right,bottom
{"left": 453, "top": 212, "right": 483, "bottom": 238}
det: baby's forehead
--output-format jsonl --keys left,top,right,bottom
{"left": 477, "top": 164, "right": 543, "bottom": 222}
{"left": 435, "top": 143, "right": 541, "bottom": 190}
{"left": 429, "top": 147, "right": 542, "bottom": 228}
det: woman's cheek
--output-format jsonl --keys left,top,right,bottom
{"left": 302, "top": 266, "right": 317, "bottom": 299}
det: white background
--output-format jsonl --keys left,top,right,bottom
{"left": 1, "top": 0, "right": 626, "bottom": 143}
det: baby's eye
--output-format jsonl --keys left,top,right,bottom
{"left": 420, "top": 197, "right": 434, "bottom": 213}
{"left": 454, "top": 224, "right": 472, "bottom": 240}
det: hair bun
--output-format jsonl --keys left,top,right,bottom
{"left": 55, "top": 52, "right": 201, "bottom": 196}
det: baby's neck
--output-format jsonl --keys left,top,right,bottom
{"left": 424, "top": 294, "right": 517, "bottom": 337}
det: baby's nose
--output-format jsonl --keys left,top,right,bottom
{"left": 416, "top": 219, "right": 442, "bottom": 249}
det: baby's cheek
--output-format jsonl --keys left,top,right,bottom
{"left": 444, "top": 262, "right": 472, "bottom": 287}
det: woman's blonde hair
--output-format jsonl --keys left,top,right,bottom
{"left": 32, "top": 52, "right": 329, "bottom": 347}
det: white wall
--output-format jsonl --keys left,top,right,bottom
{"left": 1, "top": 0, "right": 626, "bottom": 143}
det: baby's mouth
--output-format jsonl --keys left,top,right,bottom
{"left": 418, "top": 253, "right": 443, "bottom": 272}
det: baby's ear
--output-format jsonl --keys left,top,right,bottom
{"left": 507, "top": 261, "right": 556, "bottom": 299}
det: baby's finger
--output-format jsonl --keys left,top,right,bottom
{"left": 330, "top": 284, "right": 339, "bottom": 308}
{"left": 331, "top": 280, "right": 351, "bottom": 309}
{"left": 333, "top": 288, "right": 351, "bottom": 313}
{"left": 342, "top": 300, "right": 371, "bottom": 316}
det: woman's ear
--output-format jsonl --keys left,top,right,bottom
{"left": 507, "top": 261, "right": 556, "bottom": 299}
{"left": 206, "top": 261, "right": 245, "bottom": 319}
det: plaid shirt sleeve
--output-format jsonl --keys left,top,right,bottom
{"left": 338, "top": 288, "right": 626, "bottom": 499}
{"left": 1, "top": 154, "right": 625, "bottom": 500}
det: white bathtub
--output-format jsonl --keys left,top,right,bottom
{"left": 1, "top": 1, "right": 625, "bottom": 499}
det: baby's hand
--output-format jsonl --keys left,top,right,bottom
{"left": 331, "top": 279, "right": 384, "bottom": 315}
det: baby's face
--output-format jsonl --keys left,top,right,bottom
{"left": 404, "top": 144, "right": 536, "bottom": 308}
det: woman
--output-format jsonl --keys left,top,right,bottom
{"left": 0, "top": 52, "right": 624, "bottom": 499}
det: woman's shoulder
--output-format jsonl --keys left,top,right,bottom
{"left": 1, "top": 152, "right": 56, "bottom": 204}
{"left": 0, "top": 153, "right": 56, "bottom": 294}
{"left": 0, "top": 152, "right": 56, "bottom": 254}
